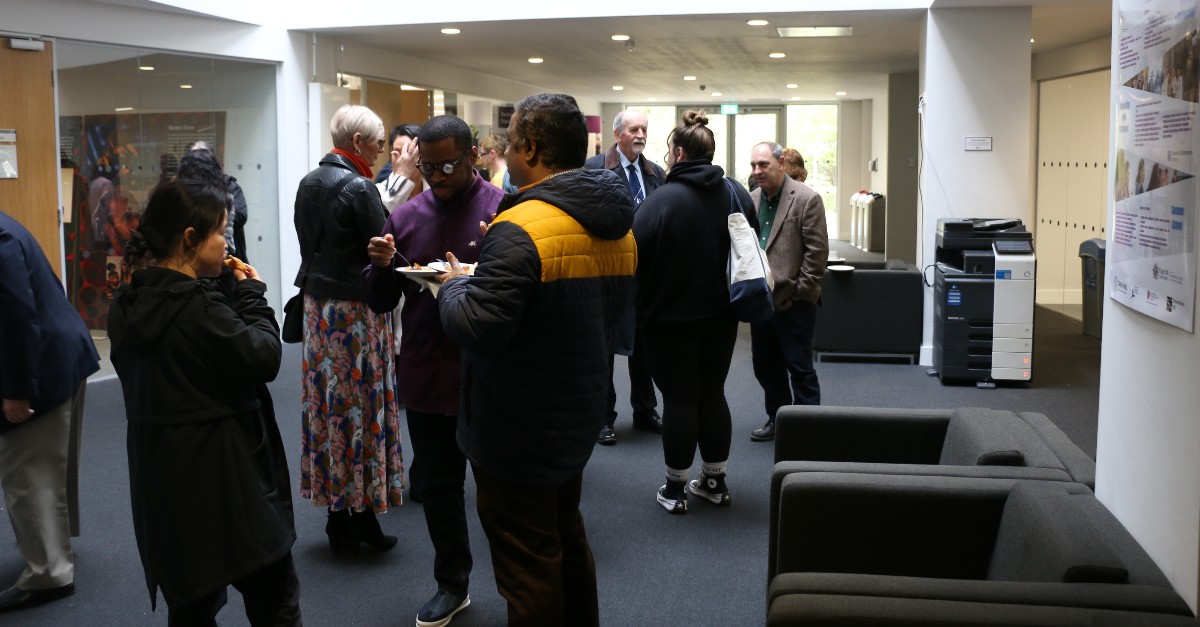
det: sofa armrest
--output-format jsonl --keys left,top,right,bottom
{"left": 768, "top": 572, "right": 1194, "bottom": 619}
{"left": 1018, "top": 411, "right": 1096, "bottom": 489}
{"left": 768, "top": 592, "right": 1196, "bottom": 626}
{"left": 775, "top": 405, "right": 953, "bottom": 464}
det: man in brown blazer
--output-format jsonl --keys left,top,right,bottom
{"left": 746, "top": 142, "right": 829, "bottom": 441}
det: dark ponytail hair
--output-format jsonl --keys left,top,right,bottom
{"left": 126, "top": 180, "right": 227, "bottom": 265}
{"left": 667, "top": 110, "right": 715, "bottom": 163}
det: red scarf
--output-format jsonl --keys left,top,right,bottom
{"left": 331, "top": 148, "right": 374, "bottom": 179}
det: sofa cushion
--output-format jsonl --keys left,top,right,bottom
{"left": 987, "top": 482, "right": 1128, "bottom": 583}
{"left": 939, "top": 408, "right": 1063, "bottom": 469}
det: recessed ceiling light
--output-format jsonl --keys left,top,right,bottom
{"left": 441, "top": 28, "right": 461, "bottom": 35}
{"left": 611, "top": 34, "right": 630, "bottom": 41}
{"left": 777, "top": 26, "right": 853, "bottom": 38}
{"left": 528, "top": 57, "right": 544, "bottom": 64}
{"left": 138, "top": 66, "right": 154, "bottom": 71}
{"left": 769, "top": 52, "right": 786, "bottom": 59}
{"left": 115, "top": 106, "right": 134, "bottom": 112}
{"left": 1030, "top": 38, "right": 1035, "bottom": 43}
{"left": 747, "top": 19, "right": 770, "bottom": 27}
{"left": 712, "top": 92, "right": 722, "bottom": 97}
{"left": 612, "top": 85, "right": 624, "bottom": 91}
{"left": 790, "top": 97, "right": 801, "bottom": 101}
{"left": 836, "top": 91, "right": 847, "bottom": 96}
{"left": 683, "top": 75, "right": 697, "bottom": 81}
{"left": 179, "top": 84, "right": 192, "bottom": 89}
{"left": 786, "top": 83, "right": 798, "bottom": 89}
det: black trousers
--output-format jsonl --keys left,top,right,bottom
{"left": 750, "top": 300, "right": 820, "bottom": 420}
{"left": 473, "top": 466, "right": 598, "bottom": 627}
{"left": 644, "top": 318, "right": 738, "bottom": 471}
{"left": 405, "top": 409, "right": 472, "bottom": 595}
{"left": 605, "top": 329, "right": 658, "bottom": 425}
{"left": 167, "top": 553, "right": 301, "bottom": 627}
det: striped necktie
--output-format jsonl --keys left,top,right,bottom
{"left": 627, "top": 163, "right": 644, "bottom": 205}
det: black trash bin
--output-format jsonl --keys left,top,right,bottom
{"left": 1079, "top": 239, "right": 1106, "bottom": 339}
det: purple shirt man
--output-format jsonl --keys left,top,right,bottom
{"left": 362, "top": 114, "right": 503, "bottom": 623}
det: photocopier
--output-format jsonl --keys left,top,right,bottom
{"left": 932, "top": 218, "right": 1036, "bottom": 385}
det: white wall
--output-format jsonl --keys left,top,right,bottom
{"left": 1095, "top": 3, "right": 1200, "bottom": 613}
{"left": 918, "top": 6, "right": 1032, "bottom": 364}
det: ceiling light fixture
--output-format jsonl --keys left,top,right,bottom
{"left": 441, "top": 28, "right": 461, "bottom": 35}
{"left": 790, "top": 97, "right": 801, "bottom": 101}
{"left": 611, "top": 34, "right": 630, "bottom": 41}
{"left": 528, "top": 57, "right": 543, "bottom": 64}
{"left": 683, "top": 75, "right": 697, "bottom": 81}
{"left": 647, "top": 97, "right": 657, "bottom": 102}
{"left": 1030, "top": 38, "right": 1035, "bottom": 43}
{"left": 712, "top": 92, "right": 722, "bottom": 97}
{"left": 777, "top": 26, "right": 853, "bottom": 38}
{"left": 835, "top": 91, "right": 847, "bottom": 96}
{"left": 138, "top": 66, "right": 154, "bottom": 71}
{"left": 115, "top": 106, "right": 134, "bottom": 112}
{"left": 786, "top": 83, "right": 798, "bottom": 89}
{"left": 179, "top": 84, "right": 192, "bottom": 89}
{"left": 612, "top": 85, "right": 624, "bottom": 91}
{"left": 747, "top": 19, "right": 770, "bottom": 27}
{"left": 769, "top": 52, "right": 786, "bottom": 59}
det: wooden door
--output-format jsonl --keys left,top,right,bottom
{"left": 0, "top": 38, "right": 59, "bottom": 274}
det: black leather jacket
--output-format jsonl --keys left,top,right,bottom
{"left": 293, "top": 153, "right": 388, "bottom": 301}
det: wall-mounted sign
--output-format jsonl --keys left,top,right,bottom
{"left": 0, "top": 129, "right": 17, "bottom": 178}
{"left": 720, "top": 104, "right": 740, "bottom": 115}
{"left": 964, "top": 136, "right": 993, "bottom": 151}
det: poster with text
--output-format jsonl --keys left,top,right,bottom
{"left": 1113, "top": 0, "right": 1199, "bottom": 332}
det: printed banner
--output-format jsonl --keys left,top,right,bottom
{"left": 1112, "top": 0, "right": 1199, "bottom": 331}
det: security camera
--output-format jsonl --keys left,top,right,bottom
{"left": 699, "top": 84, "right": 706, "bottom": 91}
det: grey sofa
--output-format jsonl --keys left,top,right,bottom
{"left": 769, "top": 406, "right": 1097, "bottom": 582}
{"left": 767, "top": 473, "right": 1195, "bottom": 625}
{"left": 813, "top": 259, "right": 922, "bottom": 362}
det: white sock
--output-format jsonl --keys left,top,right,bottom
{"left": 702, "top": 461, "right": 727, "bottom": 477}
{"left": 665, "top": 466, "right": 689, "bottom": 484}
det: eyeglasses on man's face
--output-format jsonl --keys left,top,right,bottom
{"left": 416, "top": 149, "right": 470, "bottom": 177}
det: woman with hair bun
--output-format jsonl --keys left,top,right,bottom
{"left": 108, "top": 180, "right": 301, "bottom": 625}
{"left": 633, "top": 110, "right": 758, "bottom": 515}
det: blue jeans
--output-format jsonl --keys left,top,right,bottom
{"left": 750, "top": 300, "right": 820, "bottom": 421}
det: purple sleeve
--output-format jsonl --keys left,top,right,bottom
{"left": 361, "top": 213, "right": 406, "bottom": 314}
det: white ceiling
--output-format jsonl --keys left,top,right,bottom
{"left": 78, "top": 0, "right": 1113, "bottom": 104}
{"left": 308, "top": 4, "right": 1111, "bottom": 104}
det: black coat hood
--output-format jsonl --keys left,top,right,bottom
{"left": 498, "top": 168, "right": 633, "bottom": 240}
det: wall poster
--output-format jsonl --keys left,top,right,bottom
{"left": 1113, "top": 0, "right": 1200, "bottom": 332}
{"left": 61, "top": 112, "right": 225, "bottom": 329}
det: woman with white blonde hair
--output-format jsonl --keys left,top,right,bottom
{"left": 292, "top": 104, "right": 404, "bottom": 553}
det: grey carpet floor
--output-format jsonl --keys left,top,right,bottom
{"left": 0, "top": 307, "right": 1098, "bottom": 625}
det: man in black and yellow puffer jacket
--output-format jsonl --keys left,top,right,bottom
{"left": 437, "top": 93, "right": 635, "bottom": 626}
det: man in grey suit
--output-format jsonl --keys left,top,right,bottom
{"left": 584, "top": 109, "right": 664, "bottom": 444}
{"left": 747, "top": 142, "right": 829, "bottom": 442}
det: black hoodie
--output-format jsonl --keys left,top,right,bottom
{"left": 633, "top": 159, "right": 758, "bottom": 324}
{"left": 439, "top": 167, "right": 637, "bottom": 486}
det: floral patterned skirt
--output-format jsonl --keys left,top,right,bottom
{"left": 299, "top": 294, "right": 404, "bottom": 512}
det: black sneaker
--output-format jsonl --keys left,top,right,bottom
{"left": 750, "top": 421, "right": 775, "bottom": 442}
{"left": 656, "top": 482, "right": 687, "bottom": 515}
{"left": 688, "top": 473, "right": 731, "bottom": 506}
{"left": 416, "top": 589, "right": 470, "bottom": 627}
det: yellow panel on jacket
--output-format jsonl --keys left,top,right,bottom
{"left": 493, "top": 199, "right": 637, "bottom": 283}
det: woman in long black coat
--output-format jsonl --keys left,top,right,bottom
{"left": 108, "top": 180, "right": 300, "bottom": 625}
